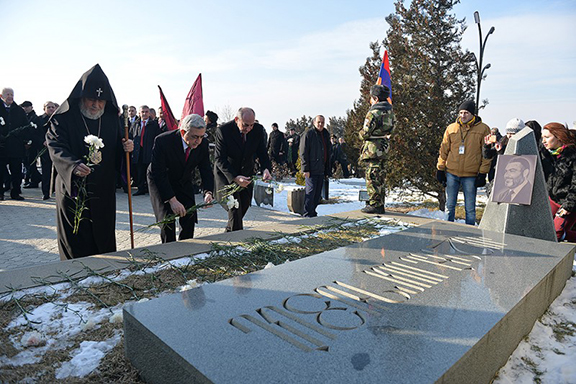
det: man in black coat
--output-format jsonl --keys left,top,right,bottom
{"left": 286, "top": 127, "right": 300, "bottom": 175}
{"left": 214, "top": 107, "right": 272, "bottom": 232}
{"left": 33, "top": 101, "right": 57, "bottom": 200}
{"left": 147, "top": 114, "right": 214, "bottom": 243}
{"left": 299, "top": 115, "right": 331, "bottom": 217}
{"left": 267, "top": 122, "right": 286, "bottom": 164}
{"left": 338, "top": 137, "right": 350, "bottom": 178}
{"left": 22, "top": 101, "right": 41, "bottom": 188}
{"left": 46, "top": 64, "right": 134, "bottom": 260}
{"left": 130, "top": 105, "right": 160, "bottom": 195}
{"left": 0, "top": 87, "right": 30, "bottom": 200}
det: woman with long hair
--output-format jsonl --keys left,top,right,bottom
{"left": 541, "top": 122, "right": 576, "bottom": 241}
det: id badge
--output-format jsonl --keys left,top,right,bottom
{"left": 459, "top": 144, "right": 465, "bottom": 155}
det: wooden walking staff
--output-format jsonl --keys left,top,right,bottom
{"left": 122, "top": 105, "right": 135, "bottom": 249}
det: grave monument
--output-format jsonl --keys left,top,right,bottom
{"left": 124, "top": 220, "right": 574, "bottom": 383}
{"left": 479, "top": 127, "right": 556, "bottom": 241}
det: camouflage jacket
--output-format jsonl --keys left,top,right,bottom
{"left": 359, "top": 101, "right": 394, "bottom": 161}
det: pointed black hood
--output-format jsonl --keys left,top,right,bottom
{"left": 53, "top": 64, "right": 119, "bottom": 117}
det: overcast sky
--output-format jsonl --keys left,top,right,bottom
{"left": 2, "top": 0, "right": 575, "bottom": 132}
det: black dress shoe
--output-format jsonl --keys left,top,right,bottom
{"left": 43, "top": 195, "right": 51, "bottom": 200}
{"left": 11, "top": 195, "right": 25, "bottom": 201}
{"left": 361, "top": 205, "right": 384, "bottom": 214}
{"left": 23, "top": 184, "right": 39, "bottom": 189}
{"left": 0, "top": 195, "right": 4, "bottom": 201}
{"left": 133, "top": 190, "right": 146, "bottom": 196}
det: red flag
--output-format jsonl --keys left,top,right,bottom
{"left": 376, "top": 50, "right": 392, "bottom": 104}
{"left": 181, "top": 73, "right": 204, "bottom": 121}
{"left": 158, "top": 85, "right": 178, "bottom": 131}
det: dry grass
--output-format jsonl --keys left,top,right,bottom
{"left": 0, "top": 218, "right": 392, "bottom": 383}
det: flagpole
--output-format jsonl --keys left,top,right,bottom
{"left": 122, "top": 105, "right": 135, "bottom": 249}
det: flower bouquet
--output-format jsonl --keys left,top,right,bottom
{"left": 71, "top": 135, "right": 104, "bottom": 234}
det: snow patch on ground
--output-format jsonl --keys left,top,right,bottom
{"left": 494, "top": 265, "right": 576, "bottom": 384}
{"left": 55, "top": 333, "right": 121, "bottom": 379}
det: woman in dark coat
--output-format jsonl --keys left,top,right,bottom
{"left": 540, "top": 122, "right": 576, "bottom": 242}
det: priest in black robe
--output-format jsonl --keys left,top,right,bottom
{"left": 46, "top": 64, "right": 134, "bottom": 260}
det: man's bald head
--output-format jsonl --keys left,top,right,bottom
{"left": 235, "top": 107, "right": 256, "bottom": 134}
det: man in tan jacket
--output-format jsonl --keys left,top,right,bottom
{"left": 436, "top": 100, "right": 491, "bottom": 225}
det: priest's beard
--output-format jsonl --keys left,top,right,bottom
{"left": 80, "top": 103, "right": 105, "bottom": 120}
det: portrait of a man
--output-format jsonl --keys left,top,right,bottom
{"left": 491, "top": 155, "right": 536, "bottom": 205}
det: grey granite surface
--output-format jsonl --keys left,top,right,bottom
{"left": 124, "top": 221, "right": 574, "bottom": 384}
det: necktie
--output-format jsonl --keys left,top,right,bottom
{"left": 140, "top": 121, "right": 146, "bottom": 147}
{"left": 502, "top": 189, "right": 513, "bottom": 201}
{"left": 185, "top": 146, "right": 191, "bottom": 162}
{"left": 242, "top": 133, "right": 246, "bottom": 144}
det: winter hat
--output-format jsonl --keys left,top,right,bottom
{"left": 20, "top": 101, "right": 33, "bottom": 107}
{"left": 370, "top": 85, "right": 390, "bottom": 101}
{"left": 458, "top": 100, "right": 475, "bottom": 114}
{"left": 505, "top": 118, "right": 525, "bottom": 135}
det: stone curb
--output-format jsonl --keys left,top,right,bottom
{"left": 0, "top": 211, "right": 433, "bottom": 294}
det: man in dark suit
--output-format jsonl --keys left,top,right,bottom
{"left": 214, "top": 107, "right": 272, "bottom": 232}
{"left": 33, "top": 101, "right": 57, "bottom": 200}
{"left": 130, "top": 105, "right": 160, "bottom": 195}
{"left": 267, "top": 122, "right": 286, "bottom": 164}
{"left": 300, "top": 115, "right": 331, "bottom": 217}
{"left": 0, "top": 87, "right": 30, "bottom": 200}
{"left": 495, "top": 157, "right": 533, "bottom": 204}
{"left": 147, "top": 114, "right": 214, "bottom": 243}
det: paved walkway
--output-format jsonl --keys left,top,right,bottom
{"left": 0, "top": 186, "right": 302, "bottom": 272}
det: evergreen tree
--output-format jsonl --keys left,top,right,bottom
{"left": 327, "top": 116, "right": 347, "bottom": 137}
{"left": 284, "top": 115, "right": 313, "bottom": 134}
{"left": 384, "top": 0, "right": 475, "bottom": 210}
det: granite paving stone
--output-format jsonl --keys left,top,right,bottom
{"left": 0, "top": 185, "right": 303, "bottom": 272}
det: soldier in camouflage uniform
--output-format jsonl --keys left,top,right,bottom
{"left": 359, "top": 85, "right": 394, "bottom": 214}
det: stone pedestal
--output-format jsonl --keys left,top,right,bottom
{"left": 479, "top": 127, "right": 556, "bottom": 241}
{"left": 253, "top": 181, "right": 273, "bottom": 207}
{"left": 321, "top": 178, "right": 329, "bottom": 201}
{"left": 287, "top": 188, "right": 305, "bottom": 215}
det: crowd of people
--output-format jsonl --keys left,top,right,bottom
{"left": 436, "top": 99, "right": 576, "bottom": 243}
{"left": 1, "top": 65, "right": 573, "bottom": 260}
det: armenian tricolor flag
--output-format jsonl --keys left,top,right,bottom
{"left": 376, "top": 50, "right": 392, "bottom": 104}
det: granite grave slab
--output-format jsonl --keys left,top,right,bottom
{"left": 124, "top": 221, "right": 574, "bottom": 384}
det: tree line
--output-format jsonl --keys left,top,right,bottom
{"left": 284, "top": 0, "right": 476, "bottom": 210}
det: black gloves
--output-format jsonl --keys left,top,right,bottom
{"left": 475, "top": 173, "right": 487, "bottom": 187}
{"left": 436, "top": 170, "right": 446, "bottom": 185}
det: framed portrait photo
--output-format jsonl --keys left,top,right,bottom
{"left": 491, "top": 155, "right": 537, "bottom": 205}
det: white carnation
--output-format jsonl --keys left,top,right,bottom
{"left": 21, "top": 331, "right": 45, "bottom": 347}
{"left": 275, "top": 184, "right": 284, "bottom": 193}
{"left": 179, "top": 279, "right": 199, "bottom": 292}
{"left": 0, "top": 117, "right": 4, "bottom": 125}
{"left": 226, "top": 196, "right": 239, "bottom": 209}
{"left": 264, "top": 262, "right": 275, "bottom": 269}
{"left": 84, "top": 135, "right": 104, "bottom": 149}
{"left": 109, "top": 310, "right": 123, "bottom": 324}
{"left": 82, "top": 318, "right": 97, "bottom": 331}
